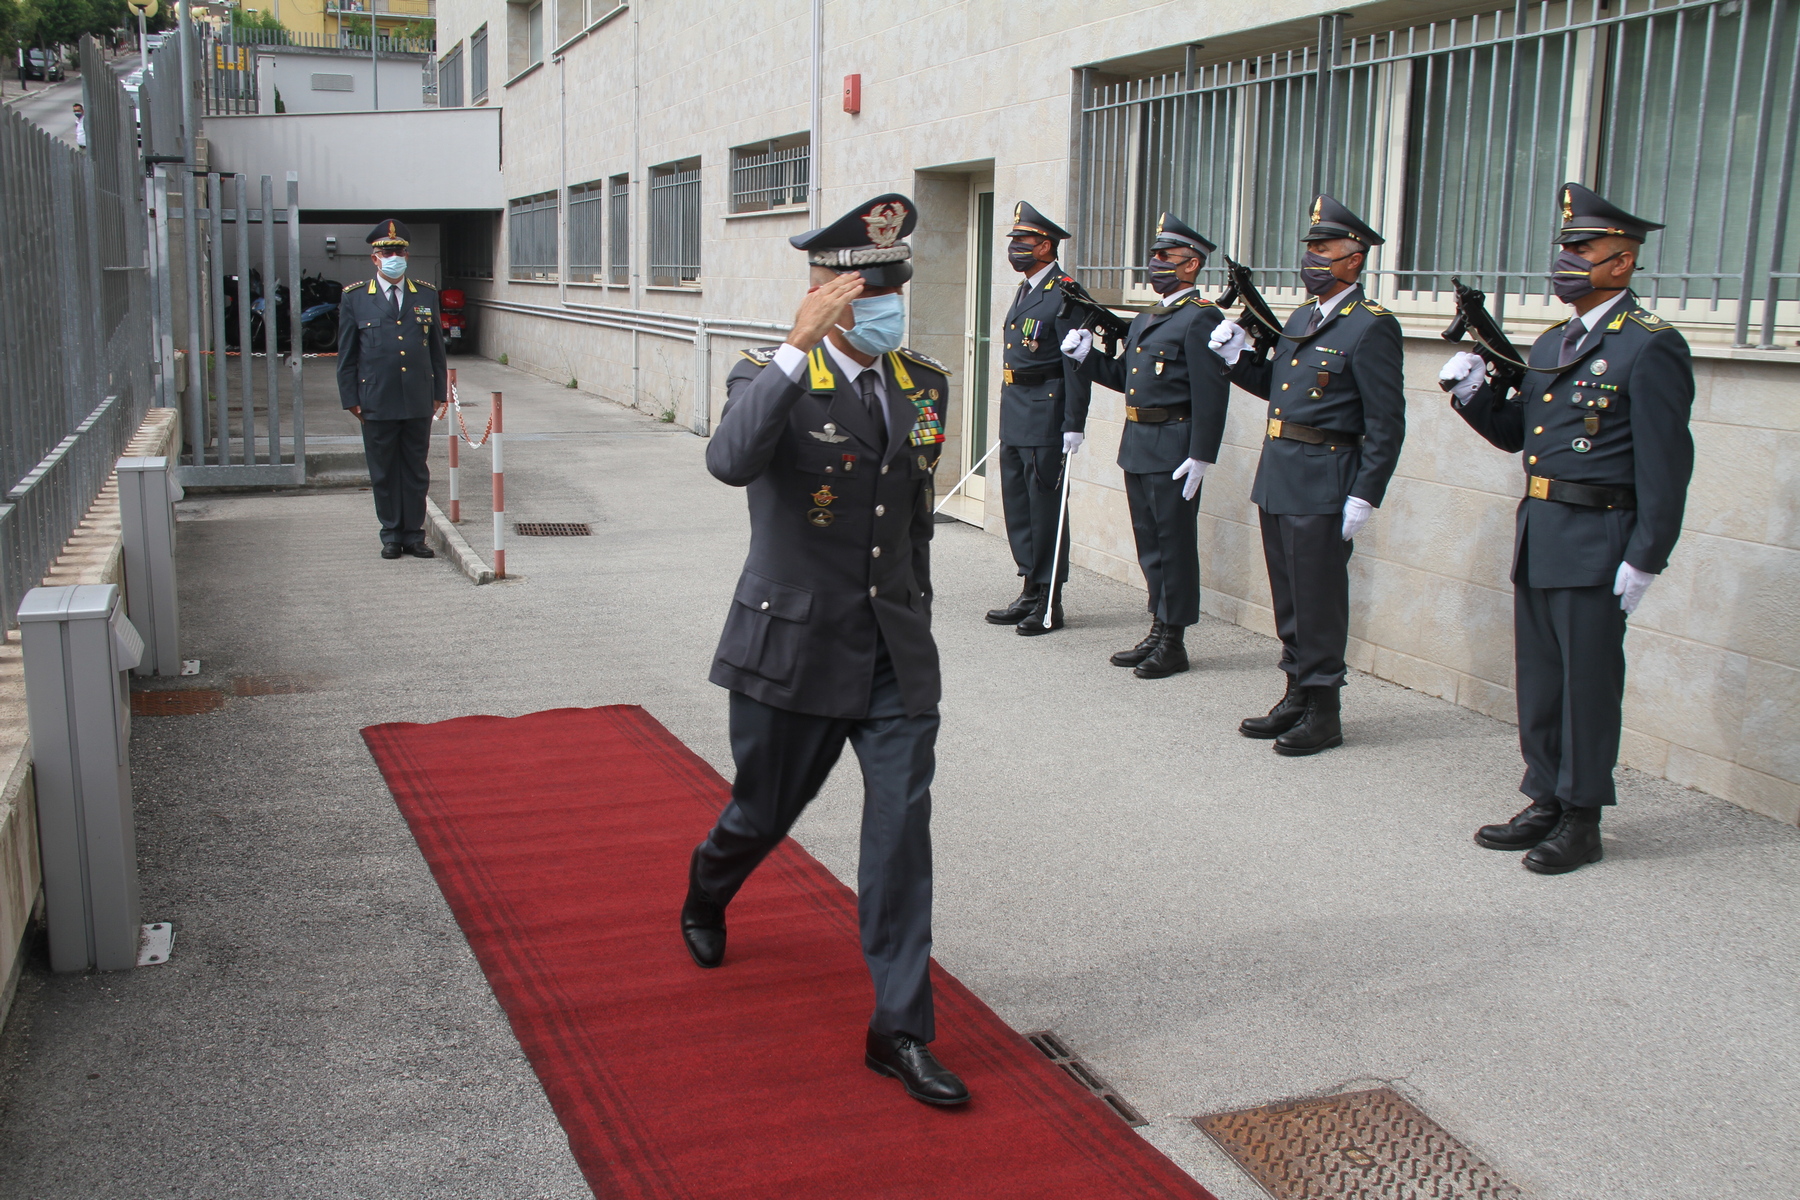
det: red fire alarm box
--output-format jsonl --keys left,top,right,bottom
{"left": 843, "top": 74, "right": 861, "bottom": 114}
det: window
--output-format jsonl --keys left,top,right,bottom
{"left": 470, "top": 26, "right": 488, "bottom": 102}
{"left": 609, "top": 174, "right": 630, "bottom": 285}
{"left": 649, "top": 158, "right": 700, "bottom": 286}
{"left": 730, "top": 133, "right": 809, "bottom": 214}
{"left": 528, "top": 2, "right": 544, "bottom": 67}
{"left": 445, "top": 214, "right": 495, "bottom": 280}
{"left": 556, "top": 0, "right": 624, "bottom": 49}
{"left": 509, "top": 192, "right": 559, "bottom": 282}
{"left": 439, "top": 43, "right": 464, "bottom": 108}
{"left": 568, "top": 180, "right": 606, "bottom": 283}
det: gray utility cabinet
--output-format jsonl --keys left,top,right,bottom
{"left": 118, "top": 455, "right": 182, "bottom": 677}
{"left": 19, "top": 584, "right": 145, "bottom": 972}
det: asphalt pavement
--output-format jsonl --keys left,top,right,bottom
{"left": 0, "top": 357, "right": 1794, "bottom": 1200}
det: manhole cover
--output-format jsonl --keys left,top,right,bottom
{"left": 230, "top": 675, "right": 318, "bottom": 696}
{"left": 1195, "top": 1087, "right": 1524, "bottom": 1200}
{"left": 514, "top": 522, "right": 590, "bottom": 536}
{"left": 1024, "top": 1030, "right": 1148, "bottom": 1127}
{"left": 131, "top": 689, "right": 226, "bottom": 716}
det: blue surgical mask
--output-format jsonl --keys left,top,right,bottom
{"left": 838, "top": 292, "right": 906, "bottom": 355}
{"left": 378, "top": 255, "right": 408, "bottom": 281}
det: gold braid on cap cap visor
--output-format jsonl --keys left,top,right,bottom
{"left": 371, "top": 237, "right": 409, "bottom": 249}
{"left": 1560, "top": 225, "right": 1631, "bottom": 237}
{"left": 806, "top": 244, "right": 913, "bottom": 267}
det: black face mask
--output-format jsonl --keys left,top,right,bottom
{"left": 1550, "top": 247, "right": 1627, "bottom": 303}
{"left": 1008, "top": 240, "right": 1046, "bottom": 273}
{"left": 1300, "top": 248, "right": 1359, "bottom": 296}
{"left": 1147, "top": 255, "right": 1194, "bottom": 296}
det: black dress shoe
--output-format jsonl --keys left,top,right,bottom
{"left": 1474, "top": 799, "right": 1563, "bottom": 850}
{"left": 1273, "top": 686, "right": 1343, "bottom": 755}
{"left": 1015, "top": 592, "right": 1064, "bottom": 636}
{"left": 865, "top": 1029, "right": 969, "bottom": 1106}
{"left": 380, "top": 544, "right": 403, "bottom": 560}
{"left": 403, "top": 542, "right": 436, "bottom": 558}
{"left": 679, "top": 849, "right": 726, "bottom": 969}
{"left": 1240, "top": 676, "right": 1306, "bottom": 738}
{"left": 986, "top": 583, "right": 1041, "bottom": 625}
{"left": 1523, "top": 807, "right": 1603, "bottom": 874}
{"left": 1133, "top": 625, "right": 1189, "bottom": 679}
{"left": 1110, "top": 618, "right": 1166, "bottom": 667}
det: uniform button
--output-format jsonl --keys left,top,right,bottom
{"left": 1533, "top": 425, "right": 1544, "bottom": 434}
{"left": 1528, "top": 455, "right": 1538, "bottom": 464}
{"left": 1543, "top": 392, "right": 1553, "bottom": 402}
{"left": 1131, "top": 367, "right": 1138, "bottom": 374}
{"left": 880, "top": 464, "right": 888, "bottom": 475}
{"left": 1128, "top": 388, "right": 1135, "bottom": 395}
{"left": 759, "top": 601, "right": 769, "bottom": 611}
{"left": 1280, "top": 383, "right": 1290, "bottom": 391}
{"left": 875, "top": 504, "right": 885, "bottom": 516}
{"left": 1290, "top": 358, "right": 1299, "bottom": 366}
{"left": 1136, "top": 347, "right": 1143, "bottom": 353}
{"left": 1274, "top": 408, "right": 1281, "bottom": 415}
{"left": 871, "top": 547, "right": 881, "bottom": 558}
{"left": 869, "top": 585, "right": 878, "bottom": 597}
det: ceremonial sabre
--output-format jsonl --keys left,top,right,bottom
{"left": 1042, "top": 453, "right": 1073, "bottom": 627}
{"left": 932, "top": 439, "right": 1002, "bottom": 515}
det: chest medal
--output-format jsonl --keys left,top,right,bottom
{"left": 1572, "top": 437, "right": 1592, "bottom": 453}
{"left": 807, "top": 482, "right": 837, "bottom": 527}
{"left": 1590, "top": 359, "right": 1608, "bottom": 376}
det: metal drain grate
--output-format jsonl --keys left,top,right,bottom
{"left": 514, "top": 522, "right": 590, "bottom": 536}
{"left": 230, "top": 675, "right": 319, "bottom": 696}
{"left": 131, "top": 689, "right": 226, "bottom": 716}
{"left": 1024, "top": 1030, "right": 1148, "bottom": 1127}
{"left": 1195, "top": 1087, "right": 1525, "bottom": 1200}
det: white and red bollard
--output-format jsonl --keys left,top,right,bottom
{"left": 446, "top": 368, "right": 460, "bottom": 523}
{"left": 491, "top": 390, "right": 505, "bottom": 579}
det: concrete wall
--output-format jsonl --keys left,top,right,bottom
{"left": 428, "top": 0, "right": 1800, "bottom": 824}
{"left": 255, "top": 50, "right": 433, "bottom": 114}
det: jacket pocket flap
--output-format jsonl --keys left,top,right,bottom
{"left": 733, "top": 572, "right": 813, "bottom": 622}
{"left": 1309, "top": 351, "right": 1347, "bottom": 372}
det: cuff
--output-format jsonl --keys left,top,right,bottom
{"left": 772, "top": 343, "right": 808, "bottom": 381}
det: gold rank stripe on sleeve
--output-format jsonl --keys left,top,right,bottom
{"left": 807, "top": 347, "right": 838, "bottom": 391}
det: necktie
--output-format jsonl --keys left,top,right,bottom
{"left": 858, "top": 370, "right": 885, "bottom": 450}
{"left": 1560, "top": 318, "right": 1586, "bottom": 362}
{"left": 390, "top": 284, "right": 403, "bottom": 315}
{"left": 1306, "top": 304, "right": 1323, "bottom": 335}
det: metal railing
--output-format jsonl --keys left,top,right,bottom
{"left": 650, "top": 162, "right": 701, "bottom": 285}
{"left": 730, "top": 141, "right": 809, "bottom": 213}
{"left": 568, "top": 181, "right": 606, "bottom": 283}
{"left": 0, "top": 39, "right": 155, "bottom": 627}
{"left": 1072, "top": 0, "right": 1800, "bottom": 347}
{"left": 609, "top": 175, "right": 629, "bottom": 284}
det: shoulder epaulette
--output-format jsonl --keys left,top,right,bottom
{"left": 1179, "top": 295, "right": 1217, "bottom": 309}
{"left": 347, "top": 281, "right": 370, "bottom": 291}
{"left": 738, "top": 346, "right": 781, "bottom": 366}
{"left": 1359, "top": 300, "right": 1392, "bottom": 316}
{"left": 898, "top": 347, "right": 952, "bottom": 376}
{"left": 413, "top": 279, "right": 438, "bottom": 290}
{"left": 1628, "top": 309, "right": 1672, "bottom": 330}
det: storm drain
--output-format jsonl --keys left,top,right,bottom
{"left": 514, "top": 522, "right": 590, "bottom": 536}
{"left": 1024, "top": 1030, "right": 1148, "bottom": 1127}
{"left": 1195, "top": 1087, "right": 1525, "bottom": 1200}
{"left": 131, "top": 689, "right": 225, "bottom": 716}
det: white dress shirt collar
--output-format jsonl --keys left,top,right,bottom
{"left": 1577, "top": 289, "right": 1629, "bottom": 332}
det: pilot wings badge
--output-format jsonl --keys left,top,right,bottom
{"left": 809, "top": 421, "right": 849, "bottom": 444}
{"left": 863, "top": 202, "right": 907, "bottom": 248}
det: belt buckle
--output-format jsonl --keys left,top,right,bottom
{"left": 1267, "top": 418, "right": 1283, "bottom": 440}
{"left": 1528, "top": 476, "right": 1552, "bottom": 500}
{"left": 1002, "top": 368, "right": 1015, "bottom": 385}
{"left": 1125, "top": 406, "right": 1138, "bottom": 422}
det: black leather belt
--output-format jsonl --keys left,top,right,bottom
{"left": 1266, "top": 418, "right": 1361, "bottom": 445}
{"left": 1126, "top": 403, "right": 1191, "bottom": 423}
{"left": 1003, "top": 367, "right": 1052, "bottom": 386}
{"left": 1526, "top": 475, "right": 1636, "bottom": 509}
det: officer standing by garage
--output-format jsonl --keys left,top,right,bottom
{"left": 1439, "top": 183, "right": 1694, "bottom": 875}
{"left": 984, "top": 202, "right": 1091, "bottom": 635}
{"left": 337, "top": 219, "right": 447, "bottom": 559}
{"left": 1061, "top": 213, "right": 1231, "bottom": 679}
{"left": 1209, "top": 196, "right": 1407, "bottom": 755}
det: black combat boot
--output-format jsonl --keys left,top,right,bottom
{"left": 1474, "top": 799, "right": 1563, "bottom": 850}
{"left": 1239, "top": 675, "right": 1306, "bottom": 739}
{"left": 1110, "top": 618, "right": 1165, "bottom": 667}
{"left": 1133, "top": 625, "right": 1189, "bottom": 679}
{"left": 1016, "top": 587, "right": 1064, "bottom": 636}
{"left": 1523, "top": 807, "right": 1603, "bottom": 874}
{"left": 1273, "top": 686, "right": 1343, "bottom": 755}
{"left": 986, "top": 582, "right": 1041, "bottom": 625}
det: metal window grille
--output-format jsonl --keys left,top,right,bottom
{"left": 470, "top": 26, "right": 489, "bottom": 101}
{"left": 508, "top": 191, "right": 559, "bottom": 282}
{"left": 1072, "top": 0, "right": 1800, "bottom": 347}
{"left": 650, "top": 159, "right": 701, "bottom": 285}
{"left": 609, "top": 175, "right": 630, "bottom": 285}
{"left": 730, "top": 138, "right": 810, "bottom": 213}
{"left": 439, "top": 45, "right": 464, "bottom": 107}
{"left": 568, "top": 181, "right": 606, "bottom": 283}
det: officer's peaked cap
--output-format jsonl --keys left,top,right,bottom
{"left": 1150, "top": 212, "right": 1216, "bottom": 256}
{"left": 1009, "top": 201, "right": 1070, "bottom": 243}
{"left": 1302, "top": 195, "right": 1384, "bottom": 247}
{"left": 367, "top": 218, "right": 411, "bottom": 249}
{"left": 1554, "top": 182, "right": 1663, "bottom": 244}
{"left": 791, "top": 194, "right": 918, "bottom": 286}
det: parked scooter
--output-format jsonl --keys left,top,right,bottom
{"left": 220, "top": 268, "right": 293, "bottom": 353}
{"left": 440, "top": 287, "right": 470, "bottom": 354}
{"left": 299, "top": 272, "right": 344, "bottom": 353}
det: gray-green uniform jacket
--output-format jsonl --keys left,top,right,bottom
{"left": 999, "top": 265, "right": 1091, "bottom": 448}
{"left": 1078, "top": 293, "right": 1231, "bottom": 473}
{"left": 336, "top": 277, "right": 448, "bottom": 420}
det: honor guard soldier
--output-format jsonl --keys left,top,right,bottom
{"left": 336, "top": 219, "right": 448, "bottom": 558}
{"left": 1060, "top": 213, "right": 1231, "bottom": 678}
{"left": 984, "top": 202, "right": 1092, "bottom": 635}
{"left": 681, "top": 195, "right": 969, "bottom": 1107}
{"left": 1439, "top": 183, "right": 1694, "bottom": 875}
{"left": 1210, "top": 196, "right": 1406, "bottom": 754}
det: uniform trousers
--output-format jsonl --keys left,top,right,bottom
{"left": 1513, "top": 548, "right": 1627, "bottom": 809}
{"left": 1124, "top": 468, "right": 1202, "bottom": 626}
{"left": 361, "top": 416, "right": 432, "bottom": 546}
{"left": 1259, "top": 508, "right": 1354, "bottom": 688}
{"left": 997, "top": 443, "right": 1069, "bottom": 586}
{"left": 694, "top": 643, "right": 939, "bottom": 1041}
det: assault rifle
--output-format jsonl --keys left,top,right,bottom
{"left": 1440, "top": 276, "right": 1529, "bottom": 395}
{"left": 1055, "top": 276, "right": 1133, "bottom": 355}
{"left": 1216, "top": 255, "right": 1285, "bottom": 360}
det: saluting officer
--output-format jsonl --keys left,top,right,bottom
{"left": 984, "top": 202, "right": 1092, "bottom": 635}
{"left": 1060, "top": 213, "right": 1231, "bottom": 679}
{"left": 680, "top": 196, "right": 970, "bottom": 1107}
{"left": 1210, "top": 196, "right": 1406, "bottom": 755}
{"left": 1440, "top": 183, "right": 1694, "bottom": 875}
{"left": 337, "top": 219, "right": 447, "bottom": 559}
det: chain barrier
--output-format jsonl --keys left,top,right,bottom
{"left": 444, "top": 376, "right": 495, "bottom": 449}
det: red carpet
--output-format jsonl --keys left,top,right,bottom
{"left": 363, "top": 705, "right": 1217, "bottom": 1200}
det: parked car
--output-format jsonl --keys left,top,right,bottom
{"left": 142, "top": 34, "right": 165, "bottom": 53}
{"left": 21, "top": 48, "right": 66, "bottom": 82}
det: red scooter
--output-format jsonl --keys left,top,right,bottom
{"left": 440, "top": 288, "right": 470, "bottom": 354}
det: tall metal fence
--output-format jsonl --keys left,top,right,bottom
{"left": 201, "top": 25, "right": 438, "bottom": 116}
{"left": 0, "top": 38, "right": 155, "bottom": 626}
{"left": 1071, "top": 0, "right": 1800, "bottom": 347}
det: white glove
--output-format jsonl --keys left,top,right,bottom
{"left": 1060, "top": 328, "right": 1092, "bottom": 364}
{"left": 1341, "top": 496, "right": 1373, "bottom": 541}
{"left": 1062, "top": 431, "right": 1084, "bottom": 455}
{"left": 1171, "top": 458, "right": 1210, "bottom": 501}
{"left": 1613, "top": 561, "right": 1655, "bottom": 614}
{"left": 1439, "top": 350, "right": 1485, "bottom": 404}
{"left": 1209, "top": 319, "right": 1249, "bottom": 366}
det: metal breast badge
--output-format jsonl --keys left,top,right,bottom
{"left": 810, "top": 421, "right": 849, "bottom": 444}
{"left": 807, "top": 483, "right": 837, "bottom": 527}
{"left": 1572, "top": 437, "right": 1592, "bottom": 453}
{"left": 1590, "top": 359, "right": 1608, "bottom": 376}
